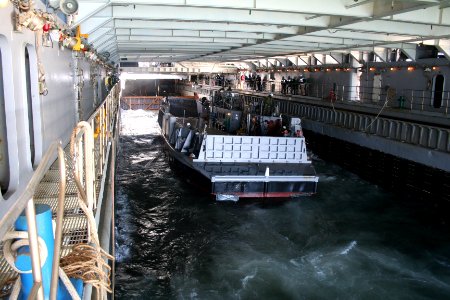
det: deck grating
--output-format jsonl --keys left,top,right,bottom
{"left": 0, "top": 140, "right": 104, "bottom": 297}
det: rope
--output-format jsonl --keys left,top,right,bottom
{"left": 9, "top": 278, "right": 21, "bottom": 300}
{"left": 35, "top": 29, "right": 48, "bottom": 96}
{"left": 364, "top": 98, "right": 389, "bottom": 132}
{"left": 0, "top": 277, "right": 19, "bottom": 299}
{"left": 60, "top": 244, "right": 113, "bottom": 294}
{"left": 2, "top": 231, "right": 48, "bottom": 274}
{"left": 64, "top": 171, "right": 113, "bottom": 299}
{"left": 11, "top": 0, "right": 32, "bottom": 11}
{"left": 2, "top": 121, "right": 113, "bottom": 298}
{"left": 62, "top": 123, "right": 114, "bottom": 299}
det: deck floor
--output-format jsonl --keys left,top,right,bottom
{"left": 0, "top": 141, "right": 104, "bottom": 297}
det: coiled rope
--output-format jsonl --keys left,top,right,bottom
{"left": 2, "top": 230, "right": 81, "bottom": 300}
{"left": 60, "top": 244, "right": 112, "bottom": 293}
{"left": 2, "top": 231, "right": 48, "bottom": 274}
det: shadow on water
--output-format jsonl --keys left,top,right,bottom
{"left": 115, "top": 118, "right": 450, "bottom": 299}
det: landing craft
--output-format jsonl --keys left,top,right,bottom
{"left": 158, "top": 93, "right": 319, "bottom": 201}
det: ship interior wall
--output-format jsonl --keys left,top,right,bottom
{"left": 305, "top": 129, "right": 450, "bottom": 207}
{"left": 0, "top": 2, "right": 109, "bottom": 198}
{"left": 122, "top": 79, "right": 179, "bottom": 97}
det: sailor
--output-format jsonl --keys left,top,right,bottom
{"left": 262, "top": 94, "right": 274, "bottom": 116}
{"left": 295, "top": 129, "right": 303, "bottom": 137}
{"left": 281, "top": 76, "right": 287, "bottom": 94}
{"left": 249, "top": 117, "right": 261, "bottom": 136}
{"left": 262, "top": 75, "right": 267, "bottom": 91}
{"left": 256, "top": 75, "right": 262, "bottom": 91}
{"left": 286, "top": 76, "right": 292, "bottom": 94}
{"left": 291, "top": 76, "right": 299, "bottom": 95}
{"left": 299, "top": 75, "right": 306, "bottom": 96}
{"left": 105, "top": 73, "right": 111, "bottom": 91}
{"left": 281, "top": 126, "right": 290, "bottom": 137}
{"left": 266, "top": 120, "right": 276, "bottom": 136}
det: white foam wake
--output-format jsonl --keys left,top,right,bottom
{"left": 120, "top": 109, "right": 160, "bottom": 136}
{"left": 340, "top": 240, "right": 357, "bottom": 255}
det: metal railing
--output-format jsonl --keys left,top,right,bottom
{"left": 120, "top": 96, "right": 163, "bottom": 110}
{"left": 313, "top": 84, "right": 450, "bottom": 115}
{"left": 0, "top": 83, "right": 120, "bottom": 299}
{"left": 184, "top": 82, "right": 450, "bottom": 115}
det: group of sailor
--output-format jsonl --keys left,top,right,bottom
{"left": 280, "top": 76, "right": 308, "bottom": 95}
{"left": 240, "top": 74, "right": 309, "bottom": 95}
{"left": 249, "top": 117, "right": 302, "bottom": 138}
{"left": 243, "top": 74, "right": 268, "bottom": 91}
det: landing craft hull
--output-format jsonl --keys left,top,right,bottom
{"left": 164, "top": 138, "right": 317, "bottom": 200}
{"left": 160, "top": 130, "right": 318, "bottom": 200}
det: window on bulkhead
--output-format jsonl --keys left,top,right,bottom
{"left": 432, "top": 74, "right": 444, "bottom": 109}
{"left": 25, "top": 47, "right": 35, "bottom": 165}
{"left": 0, "top": 48, "right": 10, "bottom": 194}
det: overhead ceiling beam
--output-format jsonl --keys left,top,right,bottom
{"left": 305, "top": 30, "right": 411, "bottom": 43}
{"left": 116, "top": 35, "right": 255, "bottom": 45}
{"left": 85, "top": 18, "right": 114, "bottom": 36}
{"left": 88, "top": 28, "right": 114, "bottom": 44}
{"left": 337, "top": 20, "right": 450, "bottom": 37}
{"left": 73, "top": 1, "right": 112, "bottom": 29}
{"left": 96, "top": 40, "right": 117, "bottom": 53}
{"left": 75, "top": 0, "right": 448, "bottom": 63}
{"left": 194, "top": 0, "right": 442, "bottom": 61}
{"left": 384, "top": 5, "right": 450, "bottom": 26}
{"left": 106, "top": 0, "right": 425, "bottom": 18}
{"left": 425, "top": 38, "right": 450, "bottom": 59}
{"left": 373, "top": 47, "right": 388, "bottom": 62}
{"left": 91, "top": 34, "right": 115, "bottom": 48}
{"left": 114, "top": 28, "right": 276, "bottom": 40}
{"left": 113, "top": 19, "right": 301, "bottom": 35}
{"left": 111, "top": 5, "right": 329, "bottom": 27}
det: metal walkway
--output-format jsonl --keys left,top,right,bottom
{"left": 0, "top": 85, "right": 120, "bottom": 299}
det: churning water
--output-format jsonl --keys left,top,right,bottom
{"left": 115, "top": 109, "right": 450, "bottom": 299}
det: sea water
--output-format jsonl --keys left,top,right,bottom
{"left": 115, "top": 109, "right": 450, "bottom": 299}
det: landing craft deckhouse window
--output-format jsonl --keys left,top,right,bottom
{"left": 432, "top": 74, "right": 444, "bottom": 109}
{"left": 0, "top": 44, "right": 10, "bottom": 194}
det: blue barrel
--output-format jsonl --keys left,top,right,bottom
{"left": 57, "top": 277, "right": 84, "bottom": 299}
{"left": 15, "top": 204, "right": 54, "bottom": 300}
